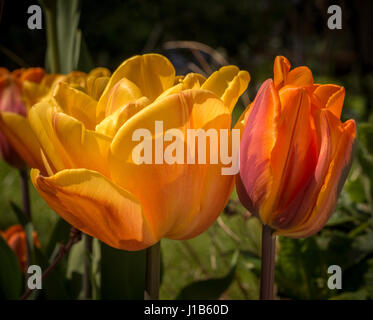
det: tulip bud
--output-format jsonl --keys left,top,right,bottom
{"left": 1, "top": 224, "right": 40, "bottom": 272}
{"left": 236, "top": 56, "right": 356, "bottom": 238}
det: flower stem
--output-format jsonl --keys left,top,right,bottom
{"left": 19, "top": 169, "right": 31, "bottom": 221}
{"left": 20, "top": 227, "right": 81, "bottom": 300}
{"left": 260, "top": 224, "right": 276, "bottom": 300}
{"left": 144, "top": 241, "right": 160, "bottom": 300}
{"left": 83, "top": 234, "right": 93, "bottom": 299}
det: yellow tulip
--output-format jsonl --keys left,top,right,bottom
{"left": 30, "top": 53, "right": 250, "bottom": 250}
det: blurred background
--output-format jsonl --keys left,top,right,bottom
{"left": 1, "top": 0, "right": 373, "bottom": 299}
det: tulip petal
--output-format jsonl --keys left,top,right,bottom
{"left": 312, "top": 84, "right": 345, "bottom": 118}
{"left": 267, "top": 87, "right": 318, "bottom": 226}
{"left": 105, "top": 78, "right": 143, "bottom": 116}
{"left": 201, "top": 66, "right": 250, "bottom": 112}
{"left": 274, "top": 56, "right": 291, "bottom": 89}
{"left": 53, "top": 82, "right": 98, "bottom": 130}
{"left": 31, "top": 168, "right": 155, "bottom": 250}
{"left": 181, "top": 73, "right": 206, "bottom": 89}
{"left": 110, "top": 89, "right": 231, "bottom": 240}
{"left": 96, "top": 97, "right": 150, "bottom": 138}
{"left": 275, "top": 116, "right": 356, "bottom": 237}
{"left": 96, "top": 54, "right": 175, "bottom": 120}
{"left": 285, "top": 66, "right": 314, "bottom": 87}
{"left": 28, "top": 102, "right": 111, "bottom": 177}
{"left": 0, "top": 111, "right": 45, "bottom": 173}
{"left": 237, "top": 79, "right": 281, "bottom": 220}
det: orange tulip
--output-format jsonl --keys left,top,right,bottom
{"left": 0, "top": 67, "right": 44, "bottom": 168}
{"left": 236, "top": 56, "right": 356, "bottom": 238}
{"left": 0, "top": 224, "right": 40, "bottom": 272}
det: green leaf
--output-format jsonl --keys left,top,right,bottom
{"left": 100, "top": 242, "right": 146, "bottom": 299}
{"left": 9, "top": 201, "right": 29, "bottom": 226}
{"left": 176, "top": 251, "right": 238, "bottom": 300}
{"left": 56, "top": 0, "right": 81, "bottom": 73}
{"left": 41, "top": 0, "right": 82, "bottom": 73}
{"left": 0, "top": 236, "right": 23, "bottom": 299}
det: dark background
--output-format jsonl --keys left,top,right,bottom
{"left": 1, "top": 0, "right": 373, "bottom": 300}
{"left": 1, "top": 0, "right": 372, "bottom": 120}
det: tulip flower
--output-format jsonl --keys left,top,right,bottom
{"left": 0, "top": 67, "right": 44, "bottom": 168}
{"left": 236, "top": 56, "right": 356, "bottom": 238}
{"left": 0, "top": 68, "right": 110, "bottom": 174}
{"left": 29, "top": 53, "right": 250, "bottom": 251}
{"left": 1, "top": 224, "right": 40, "bottom": 272}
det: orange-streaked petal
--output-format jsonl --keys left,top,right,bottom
{"left": 96, "top": 97, "right": 150, "bottom": 138}
{"left": 266, "top": 87, "right": 318, "bottom": 227}
{"left": 53, "top": 82, "right": 98, "bottom": 130}
{"left": 275, "top": 117, "right": 356, "bottom": 237}
{"left": 31, "top": 168, "right": 155, "bottom": 250}
{"left": 236, "top": 79, "right": 281, "bottom": 221}
{"left": 28, "top": 102, "right": 111, "bottom": 177}
{"left": 110, "top": 89, "right": 231, "bottom": 240}
{"left": 105, "top": 78, "right": 143, "bottom": 116}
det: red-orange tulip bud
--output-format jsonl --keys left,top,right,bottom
{"left": 236, "top": 56, "right": 356, "bottom": 238}
{"left": 0, "top": 224, "right": 40, "bottom": 272}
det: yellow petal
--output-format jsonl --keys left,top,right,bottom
{"left": 53, "top": 82, "right": 98, "bottom": 130}
{"left": 31, "top": 168, "right": 155, "bottom": 250}
{"left": 96, "top": 97, "right": 150, "bottom": 138}
{"left": 86, "top": 76, "right": 110, "bottom": 101}
{"left": 181, "top": 73, "right": 206, "bottom": 89}
{"left": 201, "top": 65, "right": 250, "bottom": 112}
{"left": 110, "top": 89, "right": 231, "bottom": 239}
{"left": 105, "top": 78, "right": 143, "bottom": 116}
{"left": 96, "top": 54, "right": 175, "bottom": 121}
{"left": 0, "top": 111, "right": 46, "bottom": 173}
{"left": 28, "top": 102, "right": 111, "bottom": 177}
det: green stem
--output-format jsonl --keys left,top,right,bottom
{"left": 44, "top": 2, "right": 61, "bottom": 73}
{"left": 83, "top": 234, "right": 92, "bottom": 299}
{"left": 19, "top": 169, "right": 31, "bottom": 269}
{"left": 260, "top": 224, "right": 276, "bottom": 300}
{"left": 144, "top": 242, "right": 161, "bottom": 300}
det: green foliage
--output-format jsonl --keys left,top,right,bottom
{"left": 0, "top": 236, "right": 23, "bottom": 299}
{"left": 100, "top": 243, "right": 146, "bottom": 299}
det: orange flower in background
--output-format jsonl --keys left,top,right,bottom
{"left": 29, "top": 54, "right": 250, "bottom": 251}
{"left": 0, "top": 67, "right": 111, "bottom": 175}
{"left": 236, "top": 56, "right": 356, "bottom": 238}
{"left": 0, "top": 224, "right": 40, "bottom": 272}
{"left": 0, "top": 67, "right": 44, "bottom": 168}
